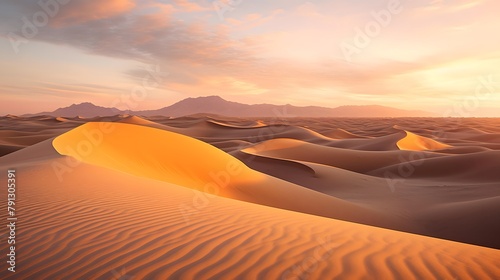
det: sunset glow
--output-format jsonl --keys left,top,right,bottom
{"left": 1, "top": 0, "right": 499, "bottom": 116}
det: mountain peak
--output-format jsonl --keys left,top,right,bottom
{"left": 206, "top": 95, "right": 224, "bottom": 99}
{"left": 30, "top": 102, "right": 121, "bottom": 117}
{"left": 175, "top": 96, "right": 230, "bottom": 106}
{"left": 188, "top": 95, "right": 226, "bottom": 101}
{"left": 69, "top": 102, "right": 97, "bottom": 108}
{"left": 65, "top": 102, "right": 99, "bottom": 110}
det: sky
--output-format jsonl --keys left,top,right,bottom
{"left": 0, "top": 0, "right": 499, "bottom": 116}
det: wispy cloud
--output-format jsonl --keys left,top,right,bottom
{"left": 0, "top": 0, "right": 499, "bottom": 114}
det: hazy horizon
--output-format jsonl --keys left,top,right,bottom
{"left": 2, "top": 95, "right": 437, "bottom": 115}
{"left": 4, "top": 95, "right": 500, "bottom": 118}
{"left": 1, "top": 0, "right": 499, "bottom": 116}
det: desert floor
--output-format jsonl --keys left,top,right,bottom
{"left": 0, "top": 115, "right": 499, "bottom": 279}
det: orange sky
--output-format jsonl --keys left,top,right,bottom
{"left": 0, "top": 0, "right": 499, "bottom": 116}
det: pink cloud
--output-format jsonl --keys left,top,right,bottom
{"left": 225, "top": 9, "right": 283, "bottom": 30}
{"left": 172, "top": 0, "right": 207, "bottom": 12}
{"left": 51, "top": 0, "right": 136, "bottom": 27}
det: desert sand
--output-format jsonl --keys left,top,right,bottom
{"left": 0, "top": 115, "right": 499, "bottom": 279}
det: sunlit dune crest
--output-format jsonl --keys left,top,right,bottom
{"left": 396, "top": 130, "right": 452, "bottom": 151}
{"left": 52, "top": 122, "right": 260, "bottom": 191}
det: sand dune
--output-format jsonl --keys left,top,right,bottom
{"left": 209, "top": 139, "right": 253, "bottom": 152}
{"left": 207, "top": 119, "right": 267, "bottom": 128}
{"left": 322, "top": 128, "right": 367, "bottom": 139}
{"left": 52, "top": 122, "right": 260, "bottom": 192}
{"left": 418, "top": 196, "right": 500, "bottom": 249}
{"left": 150, "top": 118, "right": 335, "bottom": 144}
{"left": 370, "top": 150, "right": 500, "bottom": 182}
{"left": 328, "top": 131, "right": 405, "bottom": 151}
{"left": 0, "top": 143, "right": 23, "bottom": 156}
{"left": 52, "top": 122, "right": 403, "bottom": 228}
{"left": 0, "top": 118, "right": 74, "bottom": 156}
{"left": 435, "top": 146, "right": 491, "bottom": 154}
{"left": 55, "top": 117, "right": 72, "bottom": 122}
{"left": 396, "top": 130, "right": 451, "bottom": 151}
{"left": 1, "top": 141, "right": 499, "bottom": 279}
{"left": 118, "top": 115, "right": 178, "bottom": 131}
{"left": 1, "top": 116, "right": 499, "bottom": 278}
{"left": 238, "top": 149, "right": 500, "bottom": 247}
{"left": 327, "top": 129, "right": 450, "bottom": 151}
{"left": 242, "top": 138, "right": 442, "bottom": 173}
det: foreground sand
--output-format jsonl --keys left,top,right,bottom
{"left": 0, "top": 115, "right": 499, "bottom": 279}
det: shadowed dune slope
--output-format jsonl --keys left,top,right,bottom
{"left": 327, "top": 131, "right": 405, "bottom": 151}
{"left": 369, "top": 150, "right": 500, "bottom": 182}
{"left": 322, "top": 128, "right": 367, "bottom": 139}
{"left": 242, "top": 138, "right": 443, "bottom": 174}
{"left": 417, "top": 196, "right": 500, "bottom": 249}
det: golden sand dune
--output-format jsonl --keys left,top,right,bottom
{"left": 52, "top": 122, "right": 260, "bottom": 191}
{"left": 118, "top": 115, "right": 157, "bottom": 125}
{"left": 396, "top": 130, "right": 451, "bottom": 151}
{"left": 51, "top": 122, "right": 396, "bottom": 227}
{"left": 0, "top": 144, "right": 499, "bottom": 279}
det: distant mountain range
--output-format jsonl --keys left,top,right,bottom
{"left": 23, "top": 96, "right": 437, "bottom": 118}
